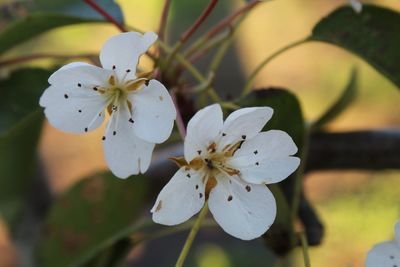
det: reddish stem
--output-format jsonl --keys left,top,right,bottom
{"left": 171, "top": 91, "right": 187, "bottom": 139}
{"left": 84, "top": 0, "right": 127, "bottom": 32}
{"left": 0, "top": 53, "right": 96, "bottom": 67}
{"left": 158, "top": 0, "right": 172, "bottom": 41}
{"left": 205, "top": 0, "right": 259, "bottom": 39}
{"left": 180, "top": 0, "right": 219, "bottom": 43}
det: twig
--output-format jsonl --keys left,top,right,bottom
{"left": 171, "top": 91, "right": 187, "bottom": 139}
{"left": 180, "top": 0, "right": 219, "bottom": 43}
{"left": 84, "top": 0, "right": 127, "bottom": 32}
{"left": 158, "top": 0, "right": 172, "bottom": 42}
{"left": 205, "top": 0, "right": 259, "bottom": 40}
{"left": 0, "top": 53, "right": 96, "bottom": 67}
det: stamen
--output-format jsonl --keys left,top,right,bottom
{"left": 64, "top": 94, "right": 69, "bottom": 99}
{"left": 108, "top": 75, "right": 116, "bottom": 86}
{"left": 125, "top": 78, "right": 150, "bottom": 91}
{"left": 77, "top": 83, "right": 82, "bottom": 87}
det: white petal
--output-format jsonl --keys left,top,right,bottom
{"left": 128, "top": 80, "right": 176, "bottom": 143}
{"left": 366, "top": 241, "right": 400, "bottom": 267}
{"left": 208, "top": 173, "right": 276, "bottom": 240}
{"left": 349, "top": 0, "right": 362, "bottom": 14}
{"left": 99, "top": 32, "right": 157, "bottom": 80}
{"left": 47, "top": 62, "right": 112, "bottom": 88}
{"left": 228, "top": 130, "right": 300, "bottom": 184}
{"left": 40, "top": 63, "right": 112, "bottom": 133}
{"left": 151, "top": 168, "right": 206, "bottom": 226}
{"left": 217, "top": 107, "right": 273, "bottom": 150}
{"left": 103, "top": 102, "right": 155, "bottom": 178}
{"left": 184, "top": 104, "right": 223, "bottom": 162}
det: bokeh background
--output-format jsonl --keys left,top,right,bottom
{"left": 1, "top": 0, "right": 399, "bottom": 266}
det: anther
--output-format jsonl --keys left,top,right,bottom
{"left": 253, "top": 150, "right": 258, "bottom": 155}
{"left": 113, "top": 131, "right": 116, "bottom": 136}
{"left": 144, "top": 79, "right": 150, "bottom": 86}
{"left": 186, "top": 173, "right": 191, "bottom": 178}
{"left": 129, "top": 118, "right": 134, "bottom": 123}
{"left": 255, "top": 162, "right": 259, "bottom": 166}
{"left": 84, "top": 127, "right": 88, "bottom": 132}
{"left": 227, "top": 195, "right": 233, "bottom": 201}
{"left": 102, "top": 136, "right": 106, "bottom": 141}
{"left": 242, "top": 135, "right": 246, "bottom": 140}
{"left": 78, "top": 110, "right": 82, "bottom": 113}
{"left": 199, "top": 193, "right": 203, "bottom": 198}
{"left": 222, "top": 133, "right": 226, "bottom": 136}
{"left": 112, "top": 65, "right": 116, "bottom": 70}
{"left": 245, "top": 185, "right": 251, "bottom": 192}
{"left": 64, "top": 94, "right": 68, "bottom": 99}
{"left": 93, "top": 87, "right": 98, "bottom": 91}
{"left": 126, "top": 69, "right": 131, "bottom": 73}
{"left": 78, "top": 83, "right": 82, "bottom": 87}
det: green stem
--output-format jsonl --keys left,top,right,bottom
{"left": 291, "top": 125, "right": 309, "bottom": 221}
{"left": 157, "top": 41, "right": 206, "bottom": 82}
{"left": 241, "top": 38, "right": 309, "bottom": 96}
{"left": 175, "top": 202, "right": 209, "bottom": 267}
{"left": 299, "top": 232, "right": 311, "bottom": 267}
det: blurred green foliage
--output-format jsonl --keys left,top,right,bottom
{"left": 0, "top": 68, "right": 50, "bottom": 229}
{"left": 38, "top": 172, "right": 149, "bottom": 267}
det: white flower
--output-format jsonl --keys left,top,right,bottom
{"left": 39, "top": 32, "right": 176, "bottom": 179}
{"left": 366, "top": 221, "right": 400, "bottom": 267}
{"left": 349, "top": 0, "right": 362, "bottom": 14}
{"left": 151, "top": 104, "right": 300, "bottom": 240}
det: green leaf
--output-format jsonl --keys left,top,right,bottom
{"left": 239, "top": 88, "right": 305, "bottom": 147}
{"left": 311, "top": 5, "right": 400, "bottom": 88}
{"left": 312, "top": 68, "right": 358, "bottom": 130}
{"left": 29, "top": 0, "right": 124, "bottom": 24}
{"left": 239, "top": 88, "right": 305, "bottom": 254}
{"left": 0, "top": 68, "right": 50, "bottom": 135}
{"left": 0, "top": 68, "right": 50, "bottom": 228}
{"left": 38, "top": 173, "right": 149, "bottom": 267}
{"left": 0, "top": 13, "right": 98, "bottom": 55}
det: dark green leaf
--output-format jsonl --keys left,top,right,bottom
{"left": 38, "top": 173, "right": 149, "bottom": 267}
{"left": 0, "top": 68, "right": 50, "bottom": 228}
{"left": 239, "top": 88, "right": 305, "bottom": 147}
{"left": 29, "top": 0, "right": 124, "bottom": 24}
{"left": 312, "top": 68, "right": 358, "bottom": 129}
{"left": 311, "top": 5, "right": 400, "bottom": 88}
{"left": 239, "top": 88, "right": 305, "bottom": 255}
{"left": 0, "top": 14, "right": 98, "bottom": 55}
{"left": 0, "top": 68, "right": 50, "bottom": 135}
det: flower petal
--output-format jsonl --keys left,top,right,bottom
{"left": 228, "top": 130, "right": 300, "bottom": 184}
{"left": 151, "top": 167, "right": 206, "bottom": 225}
{"left": 208, "top": 173, "right": 276, "bottom": 240}
{"left": 217, "top": 107, "right": 273, "bottom": 150}
{"left": 184, "top": 104, "right": 223, "bottom": 162}
{"left": 103, "top": 102, "right": 155, "bottom": 178}
{"left": 99, "top": 32, "right": 157, "bottom": 80}
{"left": 40, "top": 63, "right": 112, "bottom": 133}
{"left": 128, "top": 80, "right": 176, "bottom": 143}
{"left": 366, "top": 241, "right": 400, "bottom": 267}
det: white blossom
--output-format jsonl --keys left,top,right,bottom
{"left": 366, "top": 221, "right": 400, "bottom": 267}
{"left": 151, "top": 104, "right": 300, "bottom": 240}
{"left": 39, "top": 32, "right": 176, "bottom": 178}
{"left": 349, "top": 0, "right": 363, "bottom": 14}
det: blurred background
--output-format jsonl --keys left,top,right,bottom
{"left": 1, "top": 0, "right": 399, "bottom": 266}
